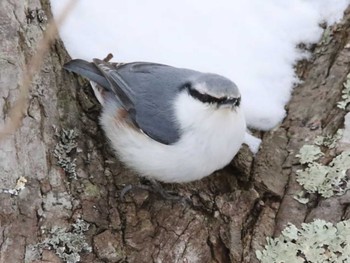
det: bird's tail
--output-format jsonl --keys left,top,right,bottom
{"left": 63, "top": 59, "right": 109, "bottom": 88}
{"left": 64, "top": 59, "right": 135, "bottom": 109}
{"left": 64, "top": 59, "right": 112, "bottom": 105}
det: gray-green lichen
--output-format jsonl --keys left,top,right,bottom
{"left": 295, "top": 145, "right": 323, "bottom": 164}
{"left": 340, "top": 113, "right": 350, "bottom": 145}
{"left": 315, "top": 129, "right": 343, "bottom": 148}
{"left": 296, "top": 150, "right": 350, "bottom": 199}
{"left": 296, "top": 163, "right": 330, "bottom": 196}
{"left": 295, "top": 72, "right": 350, "bottom": 199}
{"left": 256, "top": 219, "right": 350, "bottom": 263}
{"left": 53, "top": 128, "right": 78, "bottom": 179}
{"left": 295, "top": 130, "right": 350, "bottom": 199}
{"left": 337, "top": 73, "right": 350, "bottom": 110}
{"left": 293, "top": 191, "right": 310, "bottom": 204}
{"left": 315, "top": 25, "right": 334, "bottom": 54}
{"left": 37, "top": 219, "right": 91, "bottom": 263}
{"left": 296, "top": 151, "right": 350, "bottom": 198}
{"left": 320, "top": 26, "right": 333, "bottom": 46}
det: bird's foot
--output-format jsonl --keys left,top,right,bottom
{"left": 120, "top": 179, "right": 190, "bottom": 205}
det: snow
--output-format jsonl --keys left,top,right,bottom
{"left": 51, "top": 0, "right": 349, "bottom": 130}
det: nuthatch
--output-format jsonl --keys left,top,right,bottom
{"left": 64, "top": 59, "right": 246, "bottom": 183}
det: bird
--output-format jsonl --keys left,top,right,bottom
{"left": 64, "top": 58, "right": 246, "bottom": 184}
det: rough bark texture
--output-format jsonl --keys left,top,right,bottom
{"left": 1, "top": 1, "right": 350, "bottom": 263}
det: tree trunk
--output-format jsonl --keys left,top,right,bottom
{"left": 1, "top": 1, "right": 349, "bottom": 262}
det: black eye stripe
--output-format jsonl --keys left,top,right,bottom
{"left": 186, "top": 85, "right": 240, "bottom": 106}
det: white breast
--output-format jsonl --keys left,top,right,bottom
{"left": 100, "top": 93, "right": 246, "bottom": 183}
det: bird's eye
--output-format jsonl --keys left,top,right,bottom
{"left": 217, "top": 97, "right": 241, "bottom": 107}
{"left": 233, "top": 97, "right": 241, "bottom": 107}
{"left": 187, "top": 86, "right": 211, "bottom": 103}
{"left": 182, "top": 82, "right": 192, "bottom": 90}
{"left": 186, "top": 85, "right": 240, "bottom": 107}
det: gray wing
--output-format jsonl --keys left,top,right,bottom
{"left": 64, "top": 59, "right": 200, "bottom": 145}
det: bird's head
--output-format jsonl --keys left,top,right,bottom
{"left": 183, "top": 73, "right": 241, "bottom": 110}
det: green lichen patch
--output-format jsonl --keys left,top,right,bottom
{"left": 296, "top": 163, "right": 331, "bottom": 197}
{"left": 37, "top": 219, "right": 92, "bottom": 263}
{"left": 293, "top": 191, "right": 310, "bottom": 204}
{"left": 296, "top": 145, "right": 323, "bottom": 164}
{"left": 296, "top": 151, "right": 350, "bottom": 198}
{"left": 315, "top": 25, "right": 334, "bottom": 54}
{"left": 256, "top": 219, "right": 350, "bottom": 263}
{"left": 337, "top": 73, "right": 350, "bottom": 110}
{"left": 327, "top": 151, "right": 350, "bottom": 196}
{"left": 53, "top": 128, "right": 78, "bottom": 180}
{"left": 295, "top": 127, "right": 350, "bottom": 200}
{"left": 314, "top": 129, "right": 344, "bottom": 148}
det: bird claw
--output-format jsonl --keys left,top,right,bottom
{"left": 120, "top": 179, "right": 190, "bottom": 205}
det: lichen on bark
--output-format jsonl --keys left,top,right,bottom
{"left": 1, "top": 1, "right": 350, "bottom": 263}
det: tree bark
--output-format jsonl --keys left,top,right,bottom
{"left": 1, "top": 1, "right": 350, "bottom": 262}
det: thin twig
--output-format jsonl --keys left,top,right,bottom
{"left": 103, "top": 53, "right": 114, "bottom": 62}
{"left": 0, "top": 0, "right": 78, "bottom": 140}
